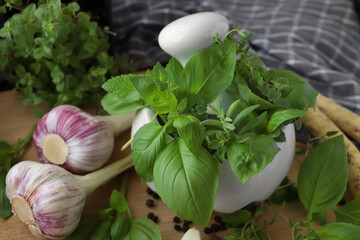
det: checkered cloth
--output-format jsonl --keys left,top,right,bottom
{"left": 109, "top": 0, "right": 360, "bottom": 114}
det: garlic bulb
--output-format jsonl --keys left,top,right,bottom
{"left": 6, "top": 155, "right": 133, "bottom": 239}
{"left": 33, "top": 105, "right": 134, "bottom": 174}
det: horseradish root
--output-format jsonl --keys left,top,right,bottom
{"left": 33, "top": 105, "right": 135, "bottom": 174}
{"left": 316, "top": 93, "right": 360, "bottom": 143}
{"left": 302, "top": 108, "right": 360, "bottom": 198}
{"left": 5, "top": 155, "right": 133, "bottom": 239}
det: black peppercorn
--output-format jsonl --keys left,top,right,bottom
{"left": 219, "top": 221, "right": 227, "bottom": 230}
{"left": 204, "top": 227, "right": 212, "bottom": 235}
{"left": 174, "top": 224, "right": 182, "bottom": 231}
{"left": 173, "top": 216, "right": 181, "bottom": 223}
{"left": 152, "top": 215, "right": 158, "bottom": 223}
{"left": 184, "top": 220, "right": 192, "bottom": 225}
{"left": 146, "top": 187, "right": 154, "bottom": 195}
{"left": 211, "top": 223, "right": 219, "bottom": 232}
{"left": 214, "top": 215, "right": 222, "bottom": 223}
{"left": 145, "top": 199, "right": 154, "bottom": 207}
{"left": 182, "top": 224, "right": 189, "bottom": 232}
{"left": 152, "top": 193, "right": 161, "bottom": 199}
{"left": 147, "top": 212, "right": 154, "bottom": 219}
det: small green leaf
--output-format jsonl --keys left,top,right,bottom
{"left": 132, "top": 123, "right": 167, "bottom": 181}
{"left": 110, "top": 214, "right": 131, "bottom": 240}
{"left": 0, "top": 168, "right": 12, "bottom": 218}
{"left": 297, "top": 135, "right": 348, "bottom": 216}
{"left": 237, "top": 111, "right": 267, "bottom": 135}
{"left": 152, "top": 62, "right": 167, "bottom": 82}
{"left": 67, "top": 2, "right": 80, "bottom": 12}
{"left": 267, "top": 109, "right": 307, "bottom": 133}
{"left": 165, "top": 57, "right": 183, "bottom": 90}
{"left": 317, "top": 222, "right": 360, "bottom": 240}
{"left": 233, "top": 104, "right": 260, "bottom": 126}
{"left": 173, "top": 115, "right": 205, "bottom": 155}
{"left": 124, "top": 218, "right": 161, "bottom": 240}
{"left": 130, "top": 75, "right": 177, "bottom": 114}
{"left": 180, "top": 40, "right": 236, "bottom": 104}
{"left": 91, "top": 220, "right": 111, "bottom": 240}
{"left": 101, "top": 92, "right": 144, "bottom": 115}
{"left": 228, "top": 133, "right": 279, "bottom": 183}
{"left": 109, "top": 190, "right": 128, "bottom": 213}
{"left": 333, "top": 199, "right": 360, "bottom": 226}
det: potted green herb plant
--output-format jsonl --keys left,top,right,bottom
{"left": 101, "top": 12, "right": 318, "bottom": 227}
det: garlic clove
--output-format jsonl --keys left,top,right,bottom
{"left": 181, "top": 228, "right": 201, "bottom": 240}
{"left": 33, "top": 105, "right": 134, "bottom": 174}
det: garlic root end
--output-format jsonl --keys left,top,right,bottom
{"left": 42, "top": 134, "right": 68, "bottom": 165}
{"left": 12, "top": 195, "right": 36, "bottom": 226}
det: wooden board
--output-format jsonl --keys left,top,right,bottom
{"left": 0, "top": 90, "right": 337, "bottom": 240}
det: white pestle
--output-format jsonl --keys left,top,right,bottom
{"left": 158, "top": 12, "right": 229, "bottom": 67}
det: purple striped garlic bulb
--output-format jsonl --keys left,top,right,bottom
{"left": 33, "top": 105, "right": 134, "bottom": 174}
{"left": 6, "top": 155, "right": 133, "bottom": 239}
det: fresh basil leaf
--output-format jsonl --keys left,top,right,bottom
{"left": 333, "top": 199, "right": 360, "bottom": 226}
{"left": 264, "top": 70, "right": 317, "bottom": 110}
{"left": 173, "top": 115, "right": 205, "bottom": 155}
{"left": 165, "top": 57, "right": 183, "bottom": 90}
{"left": 102, "top": 75, "right": 134, "bottom": 99}
{"left": 132, "top": 123, "right": 167, "bottom": 182}
{"left": 130, "top": 76, "right": 177, "bottom": 114}
{"left": 228, "top": 134, "right": 279, "bottom": 183}
{"left": 101, "top": 92, "right": 144, "bottom": 115}
{"left": 109, "top": 190, "right": 128, "bottom": 213}
{"left": 153, "top": 139, "right": 219, "bottom": 226}
{"left": 237, "top": 111, "right": 267, "bottom": 135}
{"left": 297, "top": 135, "right": 348, "bottom": 216}
{"left": 266, "top": 109, "right": 307, "bottom": 133}
{"left": 221, "top": 209, "right": 252, "bottom": 227}
{"left": 317, "top": 222, "right": 360, "bottom": 240}
{"left": 63, "top": 219, "right": 99, "bottom": 240}
{"left": 124, "top": 218, "right": 161, "bottom": 240}
{"left": 180, "top": 40, "right": 236, "bottom": 104}
{"left": 110, "top": 214, "right": 131, "bottom": 240}
{"left": 152, "top": 62, "right": 167, "bottom": 82}
{"left": 0, "top": 168, "right": 12, "bottom": 218}
{"left": 91, "top": 220, "right": 111, "bottom": 240}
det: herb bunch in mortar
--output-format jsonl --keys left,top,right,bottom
{"left": 101, "top": 29, "right": 318, "bottom": 226}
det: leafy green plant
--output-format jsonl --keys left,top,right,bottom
{"left": 0, "top": 0, "right": 134, "bottom": 112}
{"left": 101, "top": 28, "right": 317, "bottom": 226}
{"left": 63, "top": 172, "right": 161, "bottom": 240}
{"left": 222, "top": 135, "right": 360, "bottom": 239}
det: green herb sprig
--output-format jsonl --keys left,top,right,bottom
{"left": 222, "top": 135, "right": 360, "bottom": 239}
{"left": 63, "top": 172, "right": 161, "bottom": 240}
{"left": 101, "top": 28, "right": 317, "bottom": 226}
{"left": 0, "top": 0, "right": 134, "bottom": 112}
{"left": 0, "top": 125, "right": 35, "bottom": 218}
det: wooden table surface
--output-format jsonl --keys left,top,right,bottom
{"left": 0, "top": 90, "right": 337, "bottom": 240}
